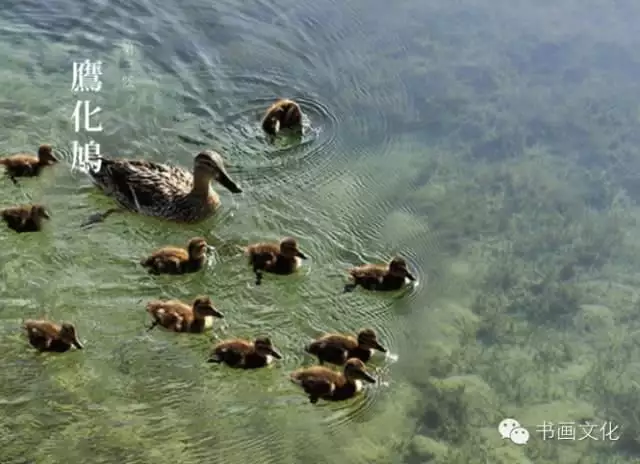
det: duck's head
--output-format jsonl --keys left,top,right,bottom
{"left": 254, "top": 336, "right": 282, "bottom": 359}
{"left": 344, "top": 358, "right": 376, "bottom": 383}
{"left": 187, "top": 237, "right": 210, "bottom": 260}
{"left": 357, "top": 328, "right": 387, "bottom": 353}
{"left": 192, "top": 296, "right": 224, "bottom": 319}
{"left": 194, "top": 150, "right": 242, "bottom": 194}
{"left": 38, "top": 144, "right": 58, "bottom": 164}
{"left": 31, "top": 204, "right": 51, "bottom": 221}
{"left": 60, "top": 323, "right": 84, "bottom": 349}
{"left": 262, "top": 113, "right": 281, "bottom": 136}
{"left": 389, "top": 257, "right": 415, "bottom": 281}
{"left": 279, "top": 237, "right": 307, "bottom": 260}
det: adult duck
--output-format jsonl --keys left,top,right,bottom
{"left": 82, "top": 150, "right": 242, "bottom": 226}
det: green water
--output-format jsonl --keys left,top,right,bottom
{"left": 1, "top": 0, "right": 640, "bottom": 463}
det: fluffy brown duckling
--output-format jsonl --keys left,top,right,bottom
{"left": 146, "top": 295, "right": 224, "bottom": 333}
{"left": 290, "top": 358, "right": 376, "bottom": 404}
{"left": 245, "top": 236, "right": 307, "bottom": 285}
{"left": 208, "top": 336, "right": 282, "bottom": 369}
{"left": 23, "top": 319, "right": 84, "bottom": 353}
{"left": 140, "top": 237, "right": 211, "bottom": 275}
{"left": 1, "top": 204, "right": 50, "bottom": 233}
{"left": 305, "top": 328, "right": 387, "bottom": 365}
{"left": 0, "top": 144, "right": 57, "bottom": 185}
{"left": 261, "top": 99, "right": 303, "bottom": 137}
{"left": 344, "top": 256, "right": 416, "bottom": 292}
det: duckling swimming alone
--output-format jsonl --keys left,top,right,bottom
{"left": 23, "top": 319, "right": 84, "bottom": 353}
{"left": 146, "top": 295, "right": 224, "bottom": 333}
{"left": 344, "top": 257, "right": 416, "bottom": 292}
{"left": 261, "top": 99, "right": 303, "bottom": 137}
{"left": 290, "top": 358, "right": 376, "bottom": 404}
{"left": 305, "top": 328, "right": 387, "bottom": 365}
{"left": 1, "top": 204, "right": 50, "bottom": 233}
{"left": 140, "top": 237, "right": 210, "bottom": 275}
{"left": 0, "top": 144, "right": 57, "bottom": 185}
{"left": 208, "top": 336, "right": 282, "bottom": 369}
{"left": 245, "top": 236, "right": 307, "bottom": 285}
{"left": 83, "top": 150, "right": 242, "bottom": 226}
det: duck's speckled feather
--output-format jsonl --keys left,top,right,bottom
{"left": 89, "top": 158, "right": 217, "bottom": 222}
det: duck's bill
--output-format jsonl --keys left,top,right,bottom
{"left": 269, "top": 348, "right": 283, "bottom": 359}
{"left": 406, "top": 271, "right": 416, "bottom": 281}
{"left": 296, "top": 250, "right": 307, "bottom": 259}
{"left": 373, "top": 341, "right": 387, "bottom": 353}
{"left": 218, "top": 170, "right": 243, "bottom": 194}
{"left": 212, "top": 310, "right": 225, "bottom": 319}
{"left": 359, "top": 371, "right": 376, "bottom": 383}
{"left": 73, "top": 339, "right": 84, "bottom": 349}
{"left": 42, "top": 210, "right": 51, "bottom": 219}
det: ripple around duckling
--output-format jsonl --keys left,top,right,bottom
{"left": 170, "top": 73, "right": 340, "bottom": 191}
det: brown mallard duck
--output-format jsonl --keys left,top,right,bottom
{"left": 23, "top": 319, "right": 84, "bottom": 352}
{"left": 82, "top": 150, "right": 242, "bottom": 226}
{"left": 244, "top": 236, "right": 307, "bottom": 285}
{"left": 140, "top": 237, "right": 211, "bottom": 275}
{"left": 207, "top": 336, "right": 282, "bottom": 369}
{"left": 0, "top": 144, "right": 57, "bottom": 185}
{"left": 1, "top": 204, "right": 50, "bottom": 233}
{"left": 261, "top": 99, "right": 303, "bottom": 137}
{"left": 305, "top": 328, "right": 387, "bottom": 365}
{"left": 344, "top": 257, "right": 416, "bottom": 292}
{"left": 290, "top": 358, "right": 376, "bottom": 404}
{"left": 146, "top": 296, "right": 224, "bottom": 333}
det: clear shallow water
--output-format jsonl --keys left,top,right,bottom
{"left": 1, "top": 0, "right": 640, "bottom": 463}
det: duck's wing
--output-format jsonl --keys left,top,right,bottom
{"left": 349, "top": 264, "right": 386, "bottom": 281}
{"left": 24, "top": 320, "right": 59, "bottom": 338}
{"left": 89, "top": 158, "right": 193, "bottom": 211}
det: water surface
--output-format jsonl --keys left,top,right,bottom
{"left": 1, "top": 1, "right": 640, "bottom": 463}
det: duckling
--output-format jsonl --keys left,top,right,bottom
{"left": 140, "top": 237, "right": 211, "bottom": 275}
{"left": 82, "top": 150, "right": 242, "bottom": 226}
{"left": 305, "top": 328, "right": 387, "bottom": 365}
{"left": 1, "top": 204, "right": 50, "bottom": 233}
{"left": 261, "top": 99, "right": 303, "bottom": 137}
{"left": 290, "top": 358, "right": 376, "bottom": 404}
{"left": 344, "top": 256, "right": 416, "bottom": 292}
{"left": 23, "top": 319, "right": 84, "bottom": 353}
{"left": 0, "top": 144, "right": 57, "bottom": 185}
{"left": 208, "top": 336, "right": 282, "bottom": 369}
{"left": 245, "top": 236, "right": 307, "bottom": 285}
{"left": 146, "top": 295, "right": 224, "bottom": 333}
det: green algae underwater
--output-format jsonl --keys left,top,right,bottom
{"left": 1, "top": 0, "right": 640, "bottom": 463}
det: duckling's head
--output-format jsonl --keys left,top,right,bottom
{"left": 194, "top": 150, "right": 242, "bottom": 194}
{"left": 279, "top": 237, "right": 307, "bottom": 260}
{"left": 389, "top": 257, "right": 415, "bottom": 281}
{"left": 254, "top": 336, "right": 282, "bottom": 359}
{"left": 38, "top": 144, "right": 57, "bottom": 164}
{"left": 357, "top": 328, "right": 387, "bottom": 353}
{"left": 262, "top": 113, "right": 281, "bottom": 136}
{"left": 60, "top": 323, "right": 83, "bottom": 349}
{"left": 192, "top": 296, "right": 224, "bottom": 319}
{"left": 344, "top": 358, "right": 376, "bottom": 383}
{"left": 187, "top": 237, "right": 209, "bottom": 260}
{"left": 31, "top": 205, "right": 51, "bottom": 221}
